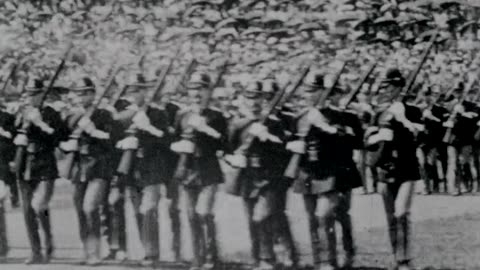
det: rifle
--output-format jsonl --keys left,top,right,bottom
{"left": 172, "top": 59, "right": 230, "bottom": 180}
{"left": 283, "top": 62, "right": 348, "bottom": 179}
{"left": 223, "top": 64, "right": 311, "bottom": 194}
{"left": 116, "top": 53, "right": 182, "bottom": 176}
{"left": 57, "top": 62, "right": 124, "bottom": 180}
{"left": 1, "top": 61, "right": 17, "bottom": 95}
{"left": 339, "top": 62, "right": 377, "bottom": 110}
{"left": 13, "top": 43, "right": 73, "bottom": 181}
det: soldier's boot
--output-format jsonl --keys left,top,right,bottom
{"left": 23, "top": 206, "right": 43, "bottom": 264}
{"left": 395, "top": 215, "right": 411, "bottom": 268}
{"left": 273, "top": 212, "right": 297, "bottom": 267}
{"left": 169, "top": 207, "right": 182, "bottom": 262}
{"left": 8, "top": 180, "right": 20, "bottom": 208}
{"left": 141, "top": 208, "right": 160, "bottom": 267}
{"left": 85, "top": 210, "right": 102, "bottom": 266}
{"left": 202, "top": 214, "right": 218, "bottom": 269}
{"left": 339, "top": 212, "right": 355, "bottom": 268}
{"left": 322, "top": 216, "right": 338, "bottom": 269}
{"left": 387, "top": 217, "right": 398, "bottom": 260}
{"left": 38, "top": 209, "right": 54, "bottom": 262}
{"left": 0, "top": 203, "right": 8, "bottom": 257}
{"left": 255, "top": 216, "right": 275, "bottom": 270}
{"left": 425, "top": 164, "right": 438, "bottom": 193}
{"left": 189, "top": 213, "right": 205, "bottom": 268}
{"left": 308, "top": 216, "right": 321, "bottom": 268}
{"left": 106, "top": 197, "right": 127, "bottom": 260}
{"left": 249, "top": 219, "right": 261, "bottom": 265}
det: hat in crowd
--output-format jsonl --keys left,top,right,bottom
{"left": 243, "top": 81, "right": 263, "bottom": 99}
{"left": 71, "top": 77, "right": 95, "bottom": 93}
{"left": 25, "top": 77, "right": 44, "bottom": 95}
{"left": 303, "top": 71, "right": 324, "bottom": 92}
{"left": 187, "top": 72, "right": 211, "bottom": 90}
{"left": 383, "top": 68, "right": 406, "bottom": 87}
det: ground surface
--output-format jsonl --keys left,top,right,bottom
{"left": 1, "top": 180, "right": 480, "bottom": 270}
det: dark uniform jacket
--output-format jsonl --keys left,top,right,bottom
{"left": 369, "top": 103, "right": 421, "bottom": 183}
{"left": 174, "top": 108, "right": 227, "bottom": 187}
{"left": 452, "top": 101, "right": 479, "bottom": 147}
{"left": 227, "top": 114, "right": 289, "bottom": 198}
{"left": 24, "top": 106, "right": 69, "bottom": 181}
{"left": 292, "top": 107, "right": 363, "bottom": 195}
{"left": 423, "top": 104, "right": 449, "bottom": 148}
{"left": 72, "top": 108, "right": 115, "bottom": 182}
{"left": 0, "top": 110, "right": 16, "bottom": 183}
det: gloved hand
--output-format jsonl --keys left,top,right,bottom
{"left": 116, "top": 136, "right": 139, "bottom": 150}
{"left": 108, "top": 186, "right": 122, "bottom": 205}
{"left": 366, "top": 128, "right": 393, "bottom": 145}
{"left": 187, "top": 114, "right": 207, "bottom": 130}
{"left": 387, "top": 101, "right": 405, "bottom": 118}
{"left": 26, "top": 107, "right": 42, "bottom": 122}
{"left": 133, "top": 111, "right": 151, "bottom": 130}
{"left": 170, "top": 139, "right": 195, "bottom": 154}
{"left": 0, "top": 127, "right": 12, "bottom": 139}
{"left": 224, "top": 154, "right": 247, "bottom": 168}
{"left": 78, "top": 117, "right": 95, "bottom": 133}
{"left": 13, "top": 134, "right": 28, "bottom": 146}
{"left": 286, "top": 140, "right": 306, "bottom": 154}
{"left": 443, "top": 120, "right": 454, "bottom": 128}
{"left": 59, "top": 139, "right": 79, "bottom": 152}
{"left": 453, "top": 104, "right": 464, "bottom": 114}
{"left": 248, "top": 123, "right": 270, "bottom": 141}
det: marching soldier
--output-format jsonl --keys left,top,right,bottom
{"left": 14, "top": 77, "right": 69, "bottom": 264}
{"left": 365, "top": 69, "right": 424, "bottom": 270}
{"left": 62, "top": 77, "right": 115, "bottom": 265}
{"left": 170, "top": 72, "right": 228, "bottom": 270}
{"left": 0, "top": 91, "right": 19, "bottom": 257}
{"left": 112, "top": 73, "right": 173, "bottom": 266}
{"left": 224, "top": 80, "right": 291, "bottom": 270}
{"left": 286, "top": 72, "right": 363, "bottom": 270}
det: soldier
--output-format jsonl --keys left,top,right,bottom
{"left": 170, "top": 72, "right": 228, "bottom": 270}
{"left": 224, "top": 80, "right": 290, "bottom": 270}
{"left": 112, "top": 72, "right": 173, "bottom": 266}
{"left": 61, "top": 77, "right": 115, "bottom": 265}
{"left": 14, "top": 77, "right": 69, "bottom": 264}
{"left": 285, "top": 72, "right": 363, "bottom": 270}
{"left": 365, "top": 68, "right": 424, "bottom": 270}
{"left": 0, "top": 90, "right": 19, "bottom": 257}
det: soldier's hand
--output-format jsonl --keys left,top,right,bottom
{"left": 286, "top": 140, "right": 306, "bottom": 154}
{"left": 224, "top": 154, "right": 247, "bottom": 168}
{"left": 133, "top": 111, "right": 151, "bottom": 130}
{"left": 78, "top": 117, "right": 95, "bottom": 132}
{"left": 443, "top": 120, "right": 454, "bottom": 128}
{"left": 26, "top": 107, "right": 42, "bottom": 122}
{"left": 170, "top": 139, "right": 195, "bottom": 154}
{"left": 59, "top": 139, "right": 79, "bottom": 152}
{"left": 13, "top": 134, "right": 28, "bottom": 146}
{"left": 187, "top": 114, "right": 207, "bottom": 130}
{"left": 248, "top": 123, "right": 270, "bottom": 141}
{"left": 116, "top": 136, "right": 139, "bottom": 150}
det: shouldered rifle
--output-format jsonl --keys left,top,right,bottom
{"left": 283, "top": 62, "right": 349, "bottom": 179}
{"left": 223, "top": 64, "right": 311, "bottom": 194}
{"left": 339, "top": 62, "right": 377, "bottom": 111}
{"left": 116, "top": 52, "right": 182, "bottom": 176}
{"left": 58, "top": 62, "right": 124, "bottom": 179}
{"left": 172, "top": 58, "right": 230, "bottom": 180}
{"left": 1, "top": 60, "right": 18, "bottom": 96}
{"left": 13, "top": 43, "right": 73, "bottom": 181}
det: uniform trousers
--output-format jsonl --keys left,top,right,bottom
{"left": 19, "top": 179, "right": 55, "bottom": 256}
{"left": 73, "top": 178, "right": 108, "bottom": 260}
{"left": 303, "top": 190, "right": 354, "bottom": 267}
{"left": 184, "top": 184, "right": 218, "bottom": 267}
{"left": 378, "top": 180, "right": 415, "bottom": 264}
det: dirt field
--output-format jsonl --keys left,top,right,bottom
{"left": 1, "top": 180, "right": 480, "bottom": 270}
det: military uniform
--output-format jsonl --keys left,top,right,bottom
{"left": 14, "top": 79, "right": 69, "bottom": 264}
{"left": 65, "top": 78, "right": 115, "bottom": 265}
{"left": 171, "top": 72, "right": 227, "bottom": 269}
{"left": 0, "top": 104, "right": 17, "bottom": 256}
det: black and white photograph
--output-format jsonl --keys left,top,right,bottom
{"left": 0, "top": 0, "right": 479, "bottom": 269}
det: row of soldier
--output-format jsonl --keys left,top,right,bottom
{"left": 0, "top": 41, "right": 478, "bottom": 270}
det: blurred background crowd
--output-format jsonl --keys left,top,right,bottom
{"left": 0, "top": 0, "right": 479, "bottom": 97}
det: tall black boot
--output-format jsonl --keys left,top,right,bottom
{"left": 38, "top": 209, "right": 54, "bottom": 261}
{"left": 169, "top": 207, "right": 182, "bottom": 261}
{"left": 0, "top": 204, "right": 8, "bottom": 256}
{"left": 202, "top": 214, "right": 218, "bottom": 269}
